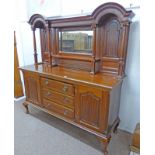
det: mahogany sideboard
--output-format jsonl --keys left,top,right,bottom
{"left": 20, "top": 2, "right": 134, "bottom": 154}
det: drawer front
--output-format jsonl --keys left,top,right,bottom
{"left": 42, "top": 89, "right": 74, "bottom": 109}
{"left": 43, "top": 99, "right": 74, "bottom": 119}
{"left": 41, "top": 78, "right": 74, "bottom": 96}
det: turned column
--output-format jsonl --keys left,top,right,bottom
{"left": 47, "top": 27, "right": 52, "bottom": 66}
{"left": 118, "top": 21, "right": 130, "bottom": 76}
{"left": 32, "top": 28, "right": 38, "bottom": 64}
{"left": 91, "top": 23, "right": 97, "bottom": 74}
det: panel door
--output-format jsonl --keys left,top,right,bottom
{"left": 75, "top": 85, "right": 109, "bottom": 132}
{"left": 23, "top": 71, "right": 41, "bottom": 106}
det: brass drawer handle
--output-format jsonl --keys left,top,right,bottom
{"left": 46, "top": 92, "right": 51, "bottom": 96}
{"left": 45, "top": 80, "right": 49, "bottom": 85}
{"left": 64, "top": 110, "right": 68, "bottom": 115}
{"left": 63, "top": 97, "right": 68, "bottom": 103}
{"left": 46, "top": 103, "right": 51, "bottom": 108}
{"left": 62, "top": 85, "right": 68, "bottom": 92}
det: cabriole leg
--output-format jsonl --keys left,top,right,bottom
{"left": 102, "top": 142, "right": 108, "bottom": 155}
{"left": 97, "top": 136, "right": 111, "bottom": 155}
{"left": 23, "top": 102, "right": 29, "bottom": 114}
{"left": 113, "top": 118, "right": 120, "bottom": 134}
{"left": 113, "top": 122, "right": 119, "bottom": 134}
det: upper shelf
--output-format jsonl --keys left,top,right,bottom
{"left": 27, "top": 2, "right": 134, "bottom": 77}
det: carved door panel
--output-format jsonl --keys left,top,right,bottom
{"left": 75, "top": 85, "right": 108, "bottom": 132}
{"left": 23, "top": 71, "right": 41, "bottom": 106}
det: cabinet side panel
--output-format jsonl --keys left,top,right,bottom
{"left": 101, "top": 90, "right": 110, "bottom": 132}
{"left": 108, "top": 82, "right": 122, "bottom": 127}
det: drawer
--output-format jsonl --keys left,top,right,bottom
{"left": 43, "top": 99, "right": 74, "bottom": 119}
{"left": 42, "top": 88, "right": 74, "bottom": 109}
{"left": 41, "top": 78, "right": 74, "bottom": 96}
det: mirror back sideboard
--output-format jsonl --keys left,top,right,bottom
{"left": 20, "top": 3, "right": 134, "bottom": 154}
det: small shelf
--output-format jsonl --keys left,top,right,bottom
{"left": 52, "top": 54, "right": 94, "bottom": 62}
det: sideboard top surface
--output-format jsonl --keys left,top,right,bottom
{"left": 20, "top": 64, "right": 122, "bottom": 90}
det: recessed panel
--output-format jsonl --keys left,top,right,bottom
{"left": 104, "top": 19, "right": 121, "bottom": 57}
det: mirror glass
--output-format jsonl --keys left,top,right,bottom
{"left": 59, "top": 30, "right": 93, "bottom": 54}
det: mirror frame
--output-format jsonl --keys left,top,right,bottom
{"left": 57, "top": 26, "right": 95, "bottom": 57}
{"left": 58, "top": 28, "right": 93, "bottom": 55}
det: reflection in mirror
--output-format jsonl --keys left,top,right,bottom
{"left": 59, "top": 30, "right": 93, "bottom": 54}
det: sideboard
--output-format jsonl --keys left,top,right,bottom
{"left": 20, "top": 2, "right": 134, "bottom": 154}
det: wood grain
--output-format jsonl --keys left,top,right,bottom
{"left": 22, "top": 3, "right": 134, "bottom": 155}
{"left": 14, "top": 31, "right": 24, "bottom": 98}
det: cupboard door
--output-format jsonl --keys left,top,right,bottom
{"left": 23, "top": 71, "right": 41, "bottom": 105}
{"left": 75, "top": 85, "right": 109, "bottom": 132}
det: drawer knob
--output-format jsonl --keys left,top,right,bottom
{"left": 64, "top": 110, "right": 68, "bottom": 115}
{"left": 45, "top": 80, "right": 49, "bottom": 85}
{"left": 63, "top": 85, "right": 68, "bottom": 92}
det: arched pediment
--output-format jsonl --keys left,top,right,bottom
{"left": 92, "top": 2, "right": 134, "bottom": 23}
{"left": 28, "top": 14, "right": 48, "bottom": 30}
